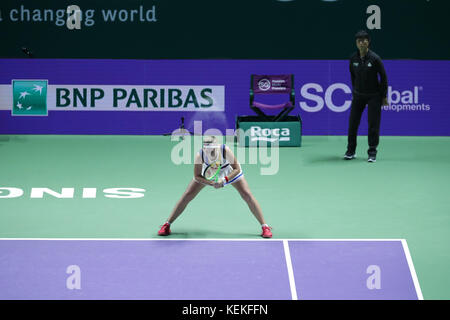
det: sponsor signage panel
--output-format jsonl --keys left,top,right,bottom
{"left": 0, "top": 59, "right": 448, "bottom": 136}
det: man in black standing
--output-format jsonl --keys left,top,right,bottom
{"left": 345, "top": 30, "right": 388, "bottom": 163}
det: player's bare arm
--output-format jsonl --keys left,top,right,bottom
{"left": 193, "top": 152, "right": 214, "bottom": 187}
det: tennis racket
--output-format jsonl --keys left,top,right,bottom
{"left": 203, "top": 161, "right": 221, "bottom": 183}
{"left": 202, "top": 144, "right": 222, "bottom": 183}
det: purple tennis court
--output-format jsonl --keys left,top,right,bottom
{"left": 0, "top": 239, "right": 421, "bottom": 300}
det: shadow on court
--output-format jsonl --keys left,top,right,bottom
{"left": 0, "top": 135, "right": 29, "bottom": 143}
{"left": 303, "top": 155, "right": 348, "bottom": 164}
{"left": 168, "top": 229, "right": 259, "bottom": 238}
{"left": 0, "top": 136, "right": 10, "bottom": 143}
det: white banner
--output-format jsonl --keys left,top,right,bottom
{"left": 0, "top": 85, "right": 225, "bottom": 112}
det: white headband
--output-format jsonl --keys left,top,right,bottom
{"left": 203, "top": 144, "right": 220, "bottom": 149}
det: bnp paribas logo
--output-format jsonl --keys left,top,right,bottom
{"left": 12, "top": 80, "right": 48, "bottom": 116}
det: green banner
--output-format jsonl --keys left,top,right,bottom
{"left": 237, "top": 118, "right": 302, "bottom": 147}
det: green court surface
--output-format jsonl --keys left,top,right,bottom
{"left": 0, "top": 135, "right": 449, "bottom": 299}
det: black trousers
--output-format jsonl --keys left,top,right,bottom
{"left": 346, "top": 95, "right": 382, "bottom": 156}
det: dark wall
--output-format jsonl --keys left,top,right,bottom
{"left": 1, "top": 0, "right": 448, "bottom": 59}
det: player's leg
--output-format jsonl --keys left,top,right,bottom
{"left": 158, "top": 179, "right": 205, "bottom": 235}
{"left": 231, "top": 178, "right": 265, "bottom": 224}
{"left": 346, "top": 97, "right": 367, "bottom": 157}
{"left": 367, "top": 95, "right": 382, "bottom": 161}
{"left": 231, "top": 177, "right": 272, "bottom": 237}
{"left": 167, "top": 179, "right": 205, "bottom": 223}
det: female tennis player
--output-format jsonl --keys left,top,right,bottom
{"left": 158, "top": 135, "right": 272, "bottom": 238}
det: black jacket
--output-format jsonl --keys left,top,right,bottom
{"left": 349, "top": 49, "right": 388, "bottom": 98}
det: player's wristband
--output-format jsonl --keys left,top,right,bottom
{"left": 225, "top": 176, "right": 229, "bottom": 183}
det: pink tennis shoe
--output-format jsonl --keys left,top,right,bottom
{"left": 261, "top": 226, "right": 273, "bottom": 238}
{"left": 158, "top": 223, "right": 171, "bottom": 236}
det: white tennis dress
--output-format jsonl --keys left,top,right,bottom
{"left": 199, "top": 144, "right": 243, "bottom": 185}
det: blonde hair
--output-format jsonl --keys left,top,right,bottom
{"left": 203, "top": 135, "right": 218, "bottom": 145}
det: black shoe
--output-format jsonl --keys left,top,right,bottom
{"left": 344, "top": 152, "right": 356, "bottom": 160}
{"left": 368, "top": 155, "right": 376, "bottom": 163}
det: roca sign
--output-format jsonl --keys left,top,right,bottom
{"left": 299, "top": 83, "right": 352, "bottom": 113}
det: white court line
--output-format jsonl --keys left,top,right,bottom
{"left": 401, "top": 239, "right": 424, "bottom": 300}
{"left": 282, "top": 240, "right": 298, "bottom": 300}
{"left": 0, "top": 238, "right": 405, "bottom": 241}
